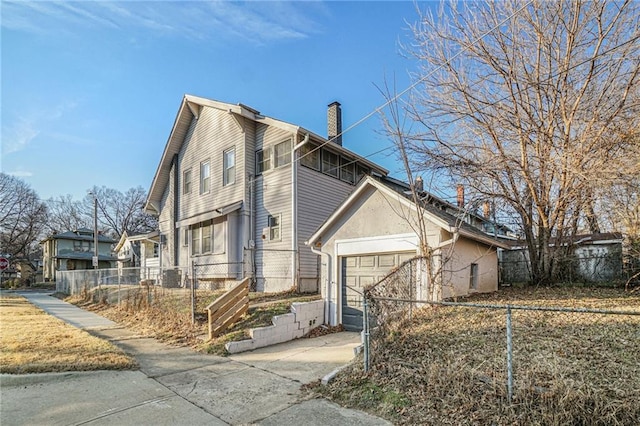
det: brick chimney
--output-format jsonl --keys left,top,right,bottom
{"left": 456, "top": 184, "right": 465, "bottom": 208}
{"left": 327, "top": 101, "right": 342, "bottom": 146}
{"left": 414, "top": 176, "right": 424, "bottom": 192}
{"left": 483, "top": 201, "right": 491, "bottom": 218}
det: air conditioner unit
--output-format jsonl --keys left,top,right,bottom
{"left": 262, "top": 227, "right": 271, "bottom": 241}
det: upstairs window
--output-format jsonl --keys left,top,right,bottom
{"left": 300, "top": 143, "right": 320, "bottom": 170}
{"left": 322, "top": 150, "right": 339, "bottom": 177}
{"left": 340, "top": 157, "right": 355, "bottom": 184}
{"left": 183, "top": 169, "right": 192, "bottom": 194}
{"left": 73, "top": 241, "right": 91, "bottom": 252}
{"left": 200, "top": 160, "right": 210, "bottom": 194}
{"left": 223, "top": 148, "right": 235, "bottom": 186}
{"left": 256, "top": 149, "right": 271, "bottom": 174}
{"left": 274, "top": 139, "right": 292, "bottom": 168}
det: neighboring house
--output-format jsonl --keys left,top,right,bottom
{"left": 500, "top": 232, "right": 624, "bottom": 284}
{"left": 144, "top": 95, "right": 388, "bottom": 292}
{"left": 115, "top": 231, "right": 141, "bottom": 268}
{"left": 115, "top": 230, "right": 162, "bottom": 283}
{"left": 41, "top": 228, "right": 117, "bottom": 281}
{"left": 14, "top": 259, "right": 38, "bottom": 283}
{"left": 306, "top": 175, "right": 511, "bottom": 331}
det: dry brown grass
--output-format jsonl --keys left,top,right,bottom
{"left": 0, "top": 294, "right": 136, "bottom": 374}
{"left": 316, "top": 286, "right": 640, "bottom": 425}
{"left": 66, "top": 286, "right": 321, "bottom": 354}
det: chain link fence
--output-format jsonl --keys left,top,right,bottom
{"left": 362, "top": 257, "right": 640, "bottom": 420}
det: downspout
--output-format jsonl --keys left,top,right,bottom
{"left": 310, "top": 245, "right": 331, "bottom": 325}
{"left": 292, "top": 133, "right": 310, "bottom": 292}
{"left": 249, "top": 174, "right": 256, "bottom": 283}
{"left": 172, "top": 154, "right": 179, "bottom": 267}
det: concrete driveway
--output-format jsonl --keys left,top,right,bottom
{"left": 1, "top": 292, "right": 390, "bottom": 426}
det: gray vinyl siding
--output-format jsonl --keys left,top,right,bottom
{"left": 178, "top": 107, "right": 246, "bottom": 221}
{"left": 297, "top": 166, "right": 355, "bottom": 280}
{"left": 158, "top": 165, "right": 175, "bottom": 268}
{"left": 253, "top": 123, "right": 296, "bottom": 292}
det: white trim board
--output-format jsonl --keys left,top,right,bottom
{"left": 335, "top": 233, "right": 419, "bottom": 257}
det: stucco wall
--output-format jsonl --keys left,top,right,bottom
{"left": 315, "top": 184, "right": 500, "bottom": 326}
{"left": 442, "top": 237, "right": 499, "bottom": 298}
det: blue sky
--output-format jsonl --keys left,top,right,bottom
{"left": 2, "top": 1, "right": 430, "bottom": 201}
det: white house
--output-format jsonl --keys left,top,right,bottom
{"left": 306, "top": 176, "right": 511, "bottom": 331}
{"left": 144, "top": 95, "right": 387, "bottom": 292}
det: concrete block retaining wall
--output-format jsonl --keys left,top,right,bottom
{"left": 225, "top": 300, "right": 324, "bottom": 354}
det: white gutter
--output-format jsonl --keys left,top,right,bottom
{"left": 292, "top": 133, "right": 310, "bottom": 291}
{"left": 310, "top": 245, "right": 331, "bottom": 325}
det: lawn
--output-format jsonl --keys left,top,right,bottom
{"left": 0, "top": 294, "right": 136, "bottom": 374}
{"left": 315, "top": 286, "right": 640, "bottom": 425}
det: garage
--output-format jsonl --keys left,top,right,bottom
{"left": 341, "top": 252, "right": 414, "bottom": 331}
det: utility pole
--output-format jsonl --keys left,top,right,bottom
{"left": 89, "top": 191, "right": 100, "bottom": 293}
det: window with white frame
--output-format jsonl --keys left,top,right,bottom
{"left": 274, "top": 139, "right": 292, "bottom": 168}
{"left": 268, "top": 214, "right": 281, "bottom": 241}
{"left": 300, "top": 143, "right": 320, "bottom": 170}
{"left": 200, "top": 160, "right": 210, "bottom": 194}
{"left": 202, "top": 222, "right": 212, "bottom": 253}
{"left": 223, "top": 148, "right": 235, "bottom": 186}
{"left": 191, "top": 226, "right": 201, "bottom": 255}
{"left": 322, "top": 150, "right": 339, "bottom": 177}
{"left": 340, "top": 157, "right": 355, "bottom": 184}
{"left": 256, "top": 149, "right": 271, "bottom": 174}
{"left": 190, "top": 220, "right": 225, "bottom": 255}
{"left": 183, "top": 169, "right": 192, "bottom": 194}
{"left": 183, "top": 228, "right": 189, "bottom": 246}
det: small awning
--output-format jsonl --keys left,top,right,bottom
{"left": 175, "top": 201, "right": 243, "bottom": 228}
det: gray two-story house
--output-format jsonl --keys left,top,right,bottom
{"left": 144, "top": 95, "right": 387, "bottom": 292}
{"left": 41, "top": 228, "right": 117, "bottom": 281}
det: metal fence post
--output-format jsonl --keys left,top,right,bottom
{"left": 191, "top": 261, "right": 196, "bottom": 324}
{"left": 363, "top": 294, "right": 370, "bottom": 372}
{"left": 506, "top": 305, "right": 513, "bottom": 404}
{"left": 117, "top": 271, "right": 121, "bottom": 306}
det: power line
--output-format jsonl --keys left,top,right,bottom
{"left": 295, "top": 0, "right": 535, "bottom": 168}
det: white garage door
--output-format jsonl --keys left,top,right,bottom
{"left": 341, "top": 252, "right": 414, "bottom": 331}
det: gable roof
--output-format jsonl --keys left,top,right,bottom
{"left": 306, "top": 176, "right": 511, "bottom": 250}
{"left": 144, "top": 94, "right": 388, "bottom": 214}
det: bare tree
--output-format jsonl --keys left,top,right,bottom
{"left": 398, "top": 0, "right": 640, "bottom": 284}
{"left": 0, "top": 173, "right": 47, "bottom": 258}
{"left": 44, "top": 194, "right": 91, "bottom": 235}
{"left": 86, "top": 186, "right": 157, "bottom": 239}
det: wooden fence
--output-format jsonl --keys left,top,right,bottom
{"left": 206, "top": 278, "right": 249, "bottom": 339}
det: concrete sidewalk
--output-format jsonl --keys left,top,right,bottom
{"left": 1, "top": 292, "right": 390, "bottom": 426}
